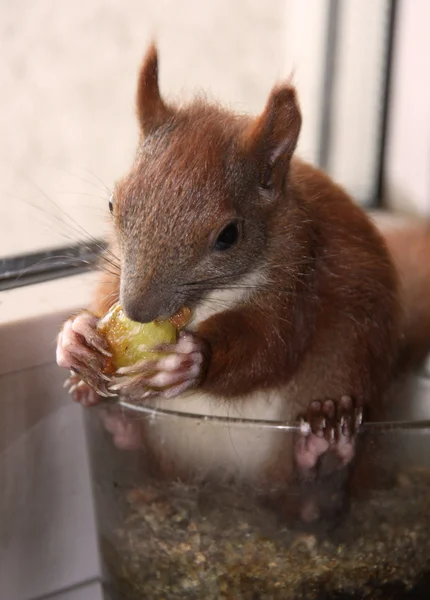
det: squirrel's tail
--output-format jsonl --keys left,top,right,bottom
{"left": 371, "top": 211, "right": 430, "bottom": 368}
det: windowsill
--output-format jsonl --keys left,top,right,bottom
{"left": 0, "top": 271, "right": 94, "bottom": 377}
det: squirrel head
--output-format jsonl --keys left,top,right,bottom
{"left": 111, "top": 44, "right": 302, "bottom": 323}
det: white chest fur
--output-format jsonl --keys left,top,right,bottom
{"left": 152, "top": 389, "right": 287, "bottom": 482}
{"left": 187, "top": 268, "right": 267, "bottom": 331}
{"left": 148, "top": 268, "right": 294, "bottom": 482}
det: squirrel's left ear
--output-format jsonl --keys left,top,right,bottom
{"left": 136, "top": 43, "right": 173, "bottom": 135}
{"left": 243, "top": 84, "right": 302, "bottom": 190}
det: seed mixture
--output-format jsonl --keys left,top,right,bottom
{"left": 96, "top": 465, "right": 430, "bottom": 600}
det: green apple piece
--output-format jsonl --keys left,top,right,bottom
{"left": 97, "top": 303, "right": 177, "bottom": 371}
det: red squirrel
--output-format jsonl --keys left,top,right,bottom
{"left": 56, "top": 45, "right": 430, "bottom": 522}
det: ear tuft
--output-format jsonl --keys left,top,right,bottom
{"left": 136, "top": 43, "right": 172, "bottom": 134}
{"left": 244, "top": 84, "right": 302, "bottom": 188}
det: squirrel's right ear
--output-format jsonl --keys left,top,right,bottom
{"left": 243, "top": 84, "right": 302, "bottom": 189}
{"left": 136, "top": 44, "right": 173, "bottom": 135}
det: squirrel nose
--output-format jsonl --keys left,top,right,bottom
{"left": 120, "top": 290, "right": 166, "bottom": 324}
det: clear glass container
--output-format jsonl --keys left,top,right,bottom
{"left": 84, "top": 373, "right": 430, "bottom": 600}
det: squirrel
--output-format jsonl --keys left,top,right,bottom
{"left": 56, "top": 44, "right": 430, "bottom": 523}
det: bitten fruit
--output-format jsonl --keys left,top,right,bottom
{"left": 97, "top": 303, "right": 190, "bottom": 372}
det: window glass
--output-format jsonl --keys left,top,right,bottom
{"left": 0, "top": 0, "right": 392, "bottom": 271}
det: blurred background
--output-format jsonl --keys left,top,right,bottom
{"left": 0, "top": 0, "right": 429, "bottom": 283}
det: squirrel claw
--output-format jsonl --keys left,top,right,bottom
{"left": 108, "top": 332, "right": 208, "bottom": 400}
{"left": 57, "top": 313, "right": 114, "bottom": 404}
{"left": 64, "top": 372, "right": 107, "bottom": 406}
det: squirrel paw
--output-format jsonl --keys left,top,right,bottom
{"left": 108, "top": 331, "right": 209, "bottom": 400}
{"left": 57, "top": 312, "right": 114, "bottom": 400}
{"left": 98, "top": 405, "right": 144, "bottom": 450}
{"left": 295, "top": 396, "right": 362, "bottom": 474}
{"left": 294, "top": 396, "right": 363, "bottom": 524}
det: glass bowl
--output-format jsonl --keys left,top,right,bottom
{"left": 84, "top": 372, "right": 430, "bottom": 600}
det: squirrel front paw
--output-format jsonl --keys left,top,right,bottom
{"left": 295, "top": 396, "right": 363, "bottom": 474}
{"left": 56, "top": 311, "right": 114, "bottom": 402}
{"left": 294, "top": 396, "right": 363, "bottom": 524}
{"left": 107, "top": 331, "right": 209, "bottom": 401}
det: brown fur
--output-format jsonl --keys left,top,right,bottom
{"left": 135, "top": 43, "right": 173, "bottom": 135}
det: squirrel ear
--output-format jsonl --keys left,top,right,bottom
{"left": 244, "top": 85, "right": 301, "bottom": 189}
{"left": 136, "top": 43, "right": 172, "bottom": 134}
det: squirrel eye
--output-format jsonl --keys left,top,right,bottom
{"left": 108, "top": 194, "right": 114, "bottom": 214}
{"left": 214, "top": 222, "right": 239, "bottom": 252}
